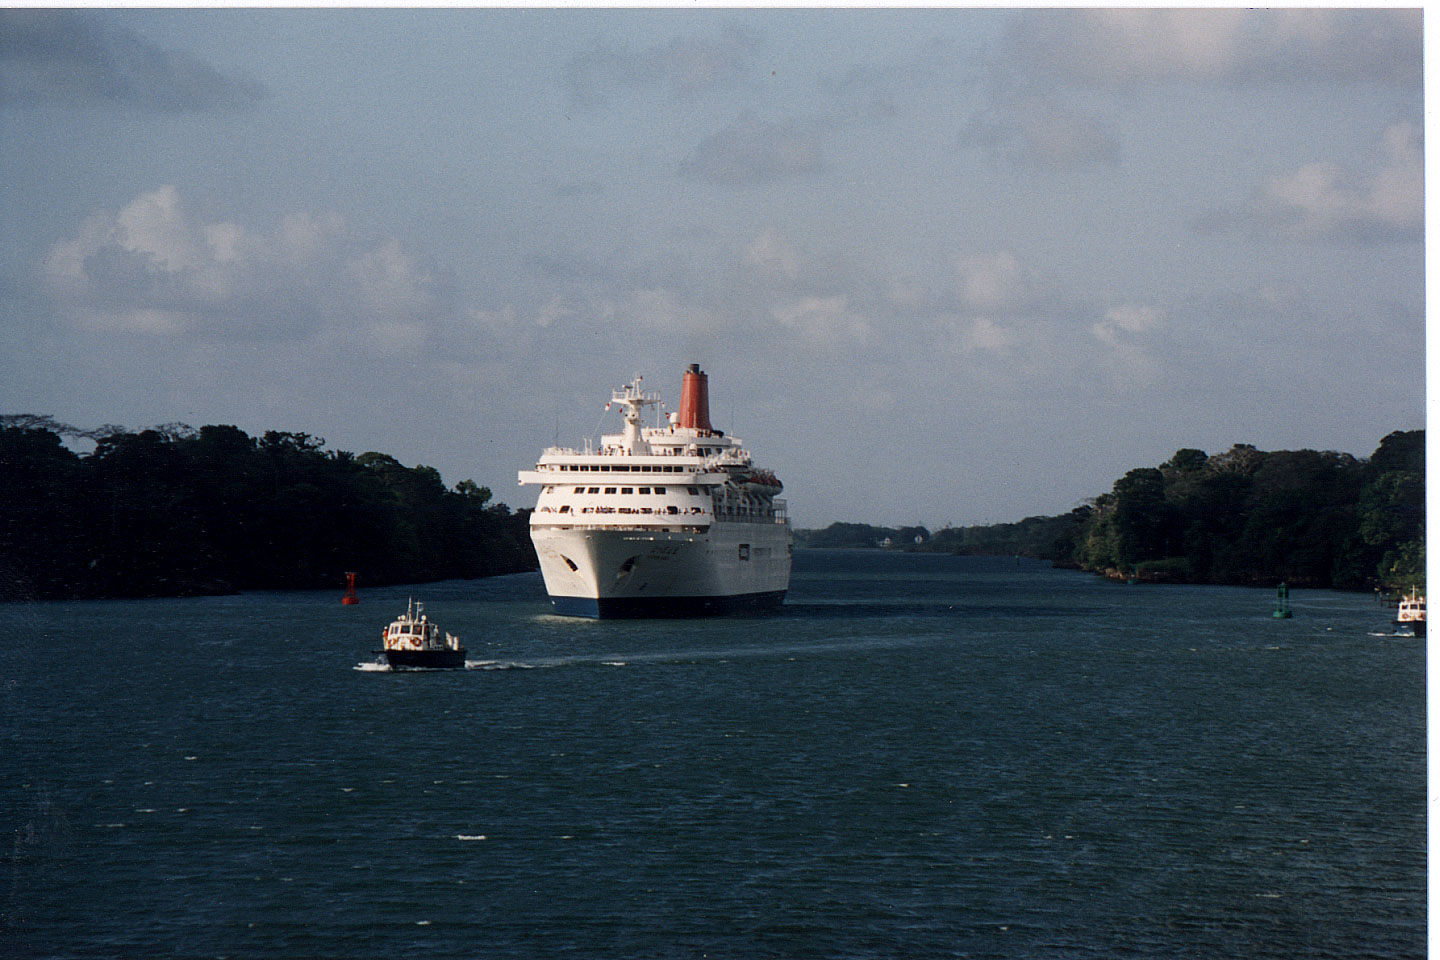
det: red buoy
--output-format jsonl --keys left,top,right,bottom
{"left": 678, "top": 363, "right": 713, "bottom": 432}
{"left": 341, "top": 571, "right": 359, "bottom": 605}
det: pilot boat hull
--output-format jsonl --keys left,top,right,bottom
{"left": 381, "top": 647, "right": 467, "bottom": 669}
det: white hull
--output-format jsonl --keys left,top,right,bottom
{"left": 531, "top": 522, "right": 791, "bottom": 617}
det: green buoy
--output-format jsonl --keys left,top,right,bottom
{"left": 1272, "top": 582, "right": 1293, "bottom": 619}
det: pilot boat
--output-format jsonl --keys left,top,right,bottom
{"left": 1394, "top": 588, "right": 1426, "bottom": 637}
{"left": 377, "top": 599, "right": 465, "bottom": 668}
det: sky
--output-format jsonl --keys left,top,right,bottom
{"left": 0, "top": 8, "right": 1425, "bottom": 529}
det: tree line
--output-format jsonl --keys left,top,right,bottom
{"left": 802, "top": 430, "right": 1425, "bottom": 591}
{"left": 1057, "top": 431, "right": 1424, "bottom": 589}
{"left": 0, "top": 416, "right": 536, "bottom": 601}
{"left": 794, "top": 522, "right": 933, "bottom": 549}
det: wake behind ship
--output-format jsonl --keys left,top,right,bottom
{"left": 518, "top": 364, "right": 792, "bottom": 618}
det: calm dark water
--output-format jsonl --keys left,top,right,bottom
{"left": 1, "top": 551, "right": 1424, "bottom": 959}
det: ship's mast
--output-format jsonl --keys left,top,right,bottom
{"left": 609, "top": 375, "right": 660, "bottom": 455}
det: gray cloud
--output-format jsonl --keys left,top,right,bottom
{"left": 961, "top": 95, "right": 1121, "bottom": 168}
{"left": 998, "top": 9, "right": 1420, "bottom": 88}
{"left": 679, "top": 113, "right": 824, "bottom": 185}
{"left": 1192, "top": 122, "right": 1422, "bottom": 244}
{"left": 0, "top": 10, "right": 265, "bottom": 112}
{"left": 525, "top": 248, "right": 615, "bottom": 284}
{"left": 43, "top": 186, "right": 450, "bottom": 350}
{"left": 820, "top": 36, "right": 968, "bottom": 124}
{"left": 564, "top": 22, "right": 763, "bottom": 108}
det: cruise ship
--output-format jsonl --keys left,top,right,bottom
{"left": 518, "top": 364, "right": 792, "bottom": 618}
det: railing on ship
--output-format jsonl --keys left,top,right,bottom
{"left": 536, "top": 498, "right": 789, "bottom": 525}
{"left": 712, "top": 498, "right": 787, "bottom": 524}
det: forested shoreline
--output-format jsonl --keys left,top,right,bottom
{"left": 3, "top": 418, "right": 1423, "bottom": 601}
{"left": 0, "top": 417, "right": 535, "bottom": 601}
{"left": 799, "top": 430, "right": 1425, "bottom": 591}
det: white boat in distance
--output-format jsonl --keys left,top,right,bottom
{"left": 1394, "top": 588, "right": 1426, "bottom": 637}
{"left": 518, "top": 364, "right": 792, "bottom": 618}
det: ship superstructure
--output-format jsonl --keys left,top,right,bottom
{"left": 518, "top": 364, "right": 792, "bottom": 617}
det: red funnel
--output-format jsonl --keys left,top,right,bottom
{"left": 678, "top": 364, "right": 712, "bottom": 432}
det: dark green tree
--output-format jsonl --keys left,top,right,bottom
{"left": 0, "top": 421, "right": 536, "bottom": 599}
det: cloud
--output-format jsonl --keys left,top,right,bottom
{"left": 680, "top": 113, "right": 824, "bottom": 185}
{"left": 1093, "top": 303, "right": 1162, "bottom": 347}
{"left": 621, "top": 287, "right": 718, "bottom": 335}
{"left": 43, "top": 186, "right": 445, "bottom": 350}
{"left": 1088, "top": 303, "right": 1166, "bottom": 384}
{"left": 525, "top": 248, "right": 614, "bottom": 284}
{"left": 348, "top": 240, "right": 441, "bottom": 322}
{"left": 820, "top": 36, "right": 965, "bottom": 124}
{"left": 957, "top": 251, "right": 1044, "bottom": 314}
{"left": 744, "top": 228, "right": 802, "bottom": 282}
{"left": 961, "top": 95, "right": 1120, "bottom": 168}
{"left": 1000, "top": 9, "right": 1419, "bottom": 88}
{"left": 0, "top": 9, "right": 266, "bottom": 111}
{"left": 957, "top": 316, "right": 1016, "bottom": 355}
{"left": 564, "top": 22, "right": 762, "bottom": 107}
{"left": 771, "top": 294, "right": 868, "bottom": 347}
{"left": 1195, "top": 122, "right": 1422, "bottom": 243}
{"left": 467, "top": 304, "right": 519, "bottom": 335}
{"left": 1256, "top": 122, "right": 1421, "bottom": 242}
{"left": 45, "top": 186, "right": 242, "bottom": 315}
{"left": 534, "top": 296, "right": 575, "bottom": 329}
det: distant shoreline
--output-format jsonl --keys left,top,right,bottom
{"left": 794, "top": 430, "right": 1425, "bottom": 594}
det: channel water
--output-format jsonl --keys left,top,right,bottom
{"left": 2, "top": 551, "right": 1424, "bottom": 958}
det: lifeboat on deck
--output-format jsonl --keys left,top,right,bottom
{"left": 739, "top": 469, "right": 783, "bottom": 496}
